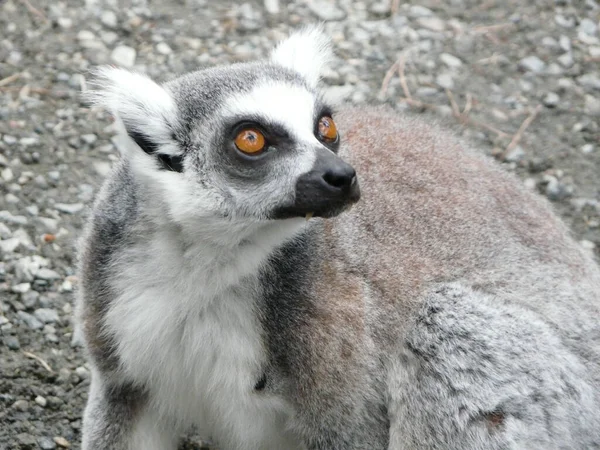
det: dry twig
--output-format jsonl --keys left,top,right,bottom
{"left": 23, "top": 351, "right": 54, "bottom": 373}
{"left": 500, "top": 104, "right": 542, "bottom": 160}
{"left": 380, "top": 60, "right": 399, "bottom": 99}
{"left": 0, "top": 73, "right": 21, "bottom": 87}
{"left": 20, "top": 0, "right": 48, "bottom": 23}
{"left": 397, "top": 52, "right": 412, "bottom": 100}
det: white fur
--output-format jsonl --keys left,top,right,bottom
{"left": 223, "top": 81, "right": 320, "bottom": 173}
{"left": 88, "top": 67, "right": 180, "bottom": 157}
{"left": 270, "top": 26, "right": 332, "bottom": 87}
{"left": 102, "top": 217, "right": 308, "bottom": 450}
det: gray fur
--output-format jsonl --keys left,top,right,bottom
{"left": 77, "top": 29, "right": 600, "bottom": 450}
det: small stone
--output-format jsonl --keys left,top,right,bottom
{"left": 264, "top": 0, "right": 280, "bottom": 14}
{"left": 0, "top": 238, "right": 20, "bottom": 253}
{"left": 555, "top": 14, "right": 575, "bottom": 29}
{"left": 1, "top": 167, "right": 14, "bottom": 182}
{"left": 504, "top": 146, "right": 525, "bottom": 162}
{"left": 3, "top": 135, "right": 17, "bottom": 145}
{"left": 558, "top": 52, "right": 574, "bottom": 68}
{"left": 111, "top": 45, "right": 137, "bottom": 68}
{"left": 0, "top": 210, "right": 28, "bottom": 225}
{"left": 308, "top": 1, "right": 346, "bottom": 21}
{"left": 436, "top": 73, "right": 454, "bottom": 89}
{"left": 35, "top": 395, "right": 48, "bottom": 407}
{"left": 12, "top": 283, "right": 31, "bottom": 294}
{"left": 21, "top": 290, "right": 39, "bottom": 309}
{"left": 440, "top": 53, "right": 463, "bottom": 68}
{"left": 53, "top": 437, "right": 71, "bottom": 448}
{"left": 543, "top": 92, "right": 560, "bottom": 107}
{"left": 578, "top": 74, "right": 600, "bottom": 91}
{"left": 584, "top": 95, "right": 600, "bottom": 117}
{"left": 17, "top": 433, "right": 36, "bottom": 447}
{"left": 55, "top": 203, "right": 84, "bottom": 214}
{"left": 17, "top": 310, "right": 43, "bottom": 329}
{"left": 75, "top": 366, "right": 90, "bottom": 380}
{"left": 409, "top": 5, "right": 433, "bottom": 17}
{"left": 34, "top": 308, "right": 60, "bottom": 323}
{"left": 156, "top": 42, "right": 172, "bottom": 55}
{"left": 77, "top": 30, "right": 95, "bottom": 41}
{"left": 35, "top": 268, "right": 61, "bottom": 281}
{"left": 4, "top": 335, "right": 20, "bottom": 350}
{"left": 100, "top": 10, "right": 118, "bottom": 28}
{"left": 38, "top": 437, "right": 56, "bottom": 450}
{"left": 417, "top": 17, "right": 445, "bottom": 32}
{"left": 579, "top": 18, "right": 598, "bottom": 37}
{"left": 12, "top": 399, "right": 29, "bottom": 411}
{"left": 545, "top": 175, "right": 573, "bottom": 201}
{"left": 57, "top": 17, "right": 72, "bottom": 29}
{"left": 81, "top": 134, "right": 98, "bottom": 145}
{"left": 0, "top": 222, "right": 11, "bottom": 239}
{"left": 519, "top": 56, "right": 545, "bottom": 73}
{"left": 581, "top": 144, "right": 595, "bottom": 154}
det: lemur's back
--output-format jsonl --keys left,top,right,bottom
{"left": 294, "top": 106, "right": 600, "bottom": 448}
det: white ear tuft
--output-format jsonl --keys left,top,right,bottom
{"left": 270, "top": 26, "right": 333, "bottom": 87}
{"left": 87, "top": 67, "right": 177, "bottom": 155}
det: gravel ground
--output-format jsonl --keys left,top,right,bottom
{"left": 0, "top": 0, "right": 599, "bottom": 448}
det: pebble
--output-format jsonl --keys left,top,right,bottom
{"left": 519, "top": 56, "right": 546, "bottom": 73}
{"left": 34, "top": 308, "right": 60, "bottom": 324}
{"left": 543, "top": 92, "right": 560, "bottom": 107}
{"left": 264, "top": 0, "right": 280, "bottom": 15}
{"left": 417, "top": 17, "right": 445, "bottom": 32}
{"left": 100, "top": 10, "right": 118, "bottom": 28}
{"left": 81, "top": 134, "right": 98, "bottom": 145}
{"left": 2, "top": 167, "right": 14, "bottom": 182}
{"left": 4, "top": 335, "right": 20, "bottom": 350}
{"left": 436, "top": 73, "right": 454, "bottom": 89}
{"left": 55, "top": 203, "right": 84, "bottom": 214}
{"left": 35, "top": 395, "right": 48, "bottom": 407}
{"left": 12, "top": 283, "right": 31, "bottom": 294}
{"left": 17, "top": 310, "right": 43, "bottom": 329}
{"left": 440, "top": 53, "right": 462, "bottom": 68}
{"left": 12, "top": 399, "right": 29, "bottom": 411}
{"left": 38, "top": 437, "right": 57, "bottom": 450}
{"left": 584, "top": 95, "right": 600, "bottom": 116}
{"left": 156, "top": 42, "right": 172, "bottom": 55}
{"left": 578, "top": 74, "right": 600, "bottom": 91}
{"left": 0, "top": 238, "right": 20, "bottom": 253}
{"left": 581, "top": 144, "right": 595, "bottom": 154}
{"left": 0, "top": 210, "right": 28, "bottom": 225}
{"left": 35, "top": 268, "right": 61, "bottom": 281}
{"left": 16, "top": 433, "right": 36, "bottom": 446}
{"left": 308, "top": 1, "right": 346, "bottom": 21}
{"left": 111, "top": 45, "right": 137, "bottom": 68}
{"left": 53, "top": 436, "right": 71, "bottom": 448}
{"left": 0, "top": 222, "right": 11, "bottom": 239}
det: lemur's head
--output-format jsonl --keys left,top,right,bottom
{"left": 90, "top": 27, "right": 359, "bottom": 226}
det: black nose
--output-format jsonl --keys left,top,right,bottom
{"left": 322, "top": 166, "right": 356, "bottom": 190}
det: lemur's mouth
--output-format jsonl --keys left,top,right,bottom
{"left": 273, "top": 147, "right": 360, "bottom": 220}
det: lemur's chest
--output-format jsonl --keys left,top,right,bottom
{"left": 104, "top": 262, "right": 302, "bottom": 449}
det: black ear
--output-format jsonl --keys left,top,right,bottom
{"left": 88, "top": 67, "right": 184, "bottom": 173}
{"left": 128, "top": 130, "right": 183, "bottom": 173}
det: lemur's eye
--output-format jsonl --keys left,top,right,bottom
{"left": 317, "top": 116, "right": 338, "bottom": 143}
{"left": 235, "top": 129, "right": 266, "bottom": 155}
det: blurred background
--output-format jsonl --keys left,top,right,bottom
{"left": 0, "top": 0, "right": 599, "bottom": 448}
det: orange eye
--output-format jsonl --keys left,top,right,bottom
{"left": 317, "top": 116, "right": 338, "bottom": 143}
{"left": 235, "top": 128, "right": 266, "bottom": 155}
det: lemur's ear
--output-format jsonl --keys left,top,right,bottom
{"left": 270, "top": 26, "right": 333, "bottom": 87}
{"left": 87, "top": 68, "right": 182, "bottom": 171}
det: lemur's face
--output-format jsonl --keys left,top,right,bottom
{"left": 91, "top": 27, "right": 360, "bottom": 224}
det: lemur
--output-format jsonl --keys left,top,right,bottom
{"left": 77, "top": 27, "right": 600, "bottom": 449}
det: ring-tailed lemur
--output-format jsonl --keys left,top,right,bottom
{"left": 77, "top": 27, "right": 600, "bottom": 450}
